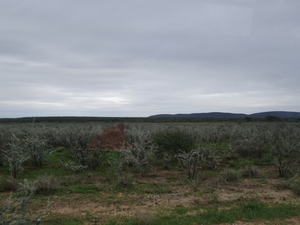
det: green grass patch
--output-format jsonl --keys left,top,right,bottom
{"left": 228, "top": 158, "right": 254, "bottom": 169}
{"left": 111, "top": 180, "right": 173, "bottom": 194}
{"left": 47, "top": 147, "right": 70, "bottom": 164}
{"left": 104, "top": 200, "right": 300, "bottom": 225}
{"left": 20, "top": 166, "right": 67, "bottom": 180}
{"left": 43, "top": 215, "right": 88, "bottom": 225}
{"left": 200, "top": 140, "right": 229, "bottom": 152}
{"left": 63, "top": 184, "right": 100, "bottom": 194}
{"left": 133, "top": 182, "right": 173, "bottom": 194}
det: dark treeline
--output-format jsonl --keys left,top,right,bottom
{"left": 0, "top": 116, "right": 299, "bottom": 123}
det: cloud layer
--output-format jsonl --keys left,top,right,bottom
{"left": 1, "top": 0, "right": 299, "bottom": 117}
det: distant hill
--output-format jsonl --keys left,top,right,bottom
{"left": 149, "top": 111, "right": 300, "bottom": 119}
{"left": 249, "top": 111, "right": 300, "bottom": 118}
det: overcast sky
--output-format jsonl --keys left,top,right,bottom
{"left": 1, "top": 0, "right": 299, "bottom": 118}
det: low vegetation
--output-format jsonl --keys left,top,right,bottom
{"left": 0, "top": 121, "right": 300, "bottom": 224}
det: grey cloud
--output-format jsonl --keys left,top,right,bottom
{"left": 0, "top": 0, "right": 299, "bottom": 117}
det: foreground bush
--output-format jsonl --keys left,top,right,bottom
{"left": 2, "top": 134, "right": 28, "bottom": 179}
{"left": 176, "top": 150, "right": 203, "bottom": 180}
{"left": 66, "top": 126, "right": 104, "bottom": 168}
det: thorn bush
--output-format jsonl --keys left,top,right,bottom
{"left": 0, "top": 179, "right": 48, "bottom": 224}
{"left": 176, "top": 150, "right": 203, "bottom": 180}
{"left": 2, "top": 134, "right": 28, "bottom": 179}
{"left": 66, "top": 125, "right": 104, "bottom": 168}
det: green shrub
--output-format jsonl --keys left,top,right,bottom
{"left": 152, "top": 130, "right": 197, "bottom": 157}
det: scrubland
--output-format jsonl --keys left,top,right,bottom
{"left": 1, "top": 121, "right": 300, "bottom": 224}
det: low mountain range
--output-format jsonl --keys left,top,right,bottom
{"left": 149, "top": 111, "right": 300, "bottom": 119}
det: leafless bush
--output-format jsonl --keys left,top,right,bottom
{"left": 2, "top": 134, "right": 28, "bottom": 178}
{"left": 204, "top": 124, "right": 232, "bottom": 143}
{"left": 126, "top": 127, "right": 153, "bottom": 146}
{"left": 198, "top": 147, "right": 220, "bottom": 169}
{"left": 0, "top": 128, "right": 11, "bottom": 167}
{"left": 176, "top": 150, "right": 203, "bottom": 180}
{"left": 110, "top": 141, "right": 156, "bottom": 174}
{"left": 109, "top": 152, "right": 136, "bottom": 187}
{"left": 24, "top": 132, "right": 50, "bottom": 168}
{"left": 0, "top": 179, "right": 48, "bottom": 225}
{"left": 230, "top": 125, "right": 268, "bottom": 159}
{"left": 267, "top": 124, "right": 300, "bottom": 177}
{"left": 66, "top": 125, "right": 104, "bottom": 168}
{"left": 235, "top": 136, "right": 266, "bottom": 159}
{"left": 128, "top": 144, "right": 155, "bottom": 173}
{"left": 162, "top": 152, "right": 173, "bottom": 169}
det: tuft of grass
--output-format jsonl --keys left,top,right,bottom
{"left": 35, "top": 176, "right": 62, "bottom": 195}
{"left": 43, "top": 215, "right": 85, "bottom": 225}
{"left": 241, "top": 165, "right": 262, "bottom": 178}
{"left": 67, "top": 184, "right": 100, "bottom": 194}
{"left": 174, "top": 205, "right": 190, "bottom": 215}
{"left": 219, "top": 169, "right": 240, "bottom": 183}
{"left": 134, "top": 210, "right": 157, "bottom": 225}
{"left": 127, "top": 182, "right": 172, "bottom": 195}
{"left": 204, "top": 190, "right": 220, "bottom": 204}
{"left": 0, "top": 177, "right": 19, "bottom": 192}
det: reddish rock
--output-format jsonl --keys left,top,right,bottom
{"left": 87, "top": 123, "right": 130, "bottom": 150}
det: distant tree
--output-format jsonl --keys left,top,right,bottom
{"left": 265, "top": 116, "right": 281, "bottom": 122}
{"left": 245, "top": 117, "right": 252, "bottom": 122}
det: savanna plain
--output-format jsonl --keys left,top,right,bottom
{"left": 1, "top": 120, "right": 300, "bottom": 225}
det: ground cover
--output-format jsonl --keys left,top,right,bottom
{"left": 1, "top": 121, "right": 300, "bottom": 224}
